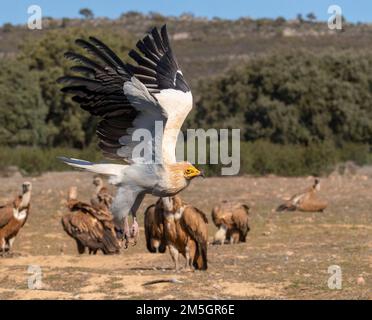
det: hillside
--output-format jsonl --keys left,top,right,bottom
{"left": 1, "top": 13, "right": 372, "bottom": 176}
{"left": 2, "top": 12, "right": 372, "bottom": 85}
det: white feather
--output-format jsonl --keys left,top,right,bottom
{"left": 154, "top": 89, "right": 193, "bottom": 164}
{"left": 13, "top": 208, "right": 27, "bottom": 221}
{"left": 60, "top": 157, "right": 126, "bottom": 177}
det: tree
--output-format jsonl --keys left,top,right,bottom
{"left": 306, "top": 12, "right": 317, "bottom": 22}
{"left": 275, "top": 17, "right": 286, "bottom": 25}
{"left": 17, "top": 27, "right": 133, "bottom": 148}
{"left": 194, "top": 51, "right": 372, "bottom": 146}
{"left": 79, "top": 8, "right": 94, "bottom": 20}
{"left": 296, "top": 14, "right": 304, "bottom": 23}
{"left": 2, "top": 23, "right": 13, "bottom": 32}
{"left": 0, "top": 59, "right": 51, "bottom": 146}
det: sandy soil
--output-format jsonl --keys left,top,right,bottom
{"left": 0, "top": 171, "right": 370, "bottom": 300}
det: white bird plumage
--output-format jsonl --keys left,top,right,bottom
{"left": 57, "top": 25, "right": 202, "bottom": 244}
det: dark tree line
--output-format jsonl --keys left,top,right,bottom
{"left": 194, "top": 50, "right": 372, "bottom": 147}
{"left": 0, "top": 27, "right": 133, "bottom": 148}
{"left": 0, "top": 29, "right": 371, "bottom": 152}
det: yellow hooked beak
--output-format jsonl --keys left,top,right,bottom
{"left": 184, "top": 166, "right": 204, "bottom": 179}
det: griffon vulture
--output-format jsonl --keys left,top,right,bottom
{"left": 276, "top": 178, "right": 327, "bottom": 212}
{"left": 57, "top": 25, "right": 203, "bottom": 247}
{"left": 157, "top": 196, "right": 208, "bottom": 271}
{"left": 91, "top": 176, "right": 113, "bottom": 211}
{"left": 62, "top": 186, "right": 121, "bottom": 255}
{"left": 0, "top": 182, "right": 32, "bottom": 255}
{"left": 144, "top": 203, "right": 166, "bottom": 254}
{"left": 212, "top": 201, "right": 250, "bottom": 245}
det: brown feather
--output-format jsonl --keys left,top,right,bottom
{"left": 212, "top": 201, "right": 250, "bottom": 244}
{"left": 276, "top": 179, "right": 327, "bottom": 212}
{"left": 144, "top": 204, "right": 166, "bottom": 253}
{"left": 0, "top": 182, "right": 32, "bottom": 253}
{"left": 156, "top": 196, "right": 208, "bottom": 271}
{"left": 62, "top": 187, "right": 121, "bottom": 255}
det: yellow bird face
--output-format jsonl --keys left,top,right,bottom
{"left": 183, "top": 165, "right": 203, "bottom": 180}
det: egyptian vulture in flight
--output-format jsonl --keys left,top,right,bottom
{"left": 57, "top": 25, "right": 203, "bottom": 244}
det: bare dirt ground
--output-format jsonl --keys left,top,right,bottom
{"left": 0, "top": 171, "right": 370, "bottom": 300}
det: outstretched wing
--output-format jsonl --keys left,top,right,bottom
{"left": 57, "top": 25, "right": 192, "bottom": 164}
{"left": 128, "top": 25, "right": 193, "bottom": 163}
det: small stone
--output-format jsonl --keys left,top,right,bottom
{"left": 357, "top": 277, "right": 365, "bottom": 285}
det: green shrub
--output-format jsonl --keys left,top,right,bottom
{"left": 202, "top": 141, "right": 372, "bottom": 177}
{"left": 0, "top": 142, "right": 370, "bottom": 177}
{"left": 0, "top": 146, "right": 103, "bottom": 175}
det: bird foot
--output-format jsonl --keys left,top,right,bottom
{"left": 121, "top": 217, "right": 139, "bottom": 249}
{"left": 183, "top": 266, "right": 195, "bottom": 273}
{"left": 123, "top": 235, "right": 130, "bottom": 249}
{"left": 130, "top": 219, "right": 139, "bottom": 237}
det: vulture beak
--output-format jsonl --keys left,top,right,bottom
{"left": 199, "top": 170, "right": 205, "bottom": 178}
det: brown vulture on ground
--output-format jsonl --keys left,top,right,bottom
{"left": 212, "top": 201, "right": 250, "bottom": 245}
{"left": 0, "top": 182, "right": 32, "bottom": 256}
{"left": 156, "top": 196, "right": 208, "bottom": 271}
{"left": 276, "top": 179, "right": 327, "bottom": 212}
{"left": 90, "top": 176, "right": 113, "bottom": 211}
{"left": 61, "top": 186, "right": 121, "bottom": 255}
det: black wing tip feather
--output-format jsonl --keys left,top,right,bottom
{"left": 57, "top": 25, "right": 189, "bottom": 160}
{"left": 128, "top": 24, "right": 190, "bottom": 92}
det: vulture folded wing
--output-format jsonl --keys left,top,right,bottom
{"left": 211, "top": 207, "right": 224, "bottom": 227}
{"left": 212, "top": 206, "right": 234, "bottom": 229}
{"left": 63, "top": 212, "right": 120, "bottom": 254}
{"left": 292, "top": 192, "right": 310, "bottom": 206}
{"left": 144, "top": 204, "right": 166, "bottom": 253}
{"left": 181, "top": 206, "right": 208, "bottom": 270}
{"left": 72, "top": 201, "right": 116, "bottom": 230}
{"left": 58, "top": 25, "right": 192, "bottom": 164}
{"left": 0, "top": 205, "right": 13, "bottom": 228}
{"left": 69, "top": 213, "right": 103, "bottom": 240}
{"left": 231, "top": 205, "right": 250, "bottom": 236}
{"left": 181, "top": 206, "right": 208, "bottom": 244}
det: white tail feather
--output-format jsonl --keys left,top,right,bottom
{"left": 58, "top": 157, "right": 125, "bottom": 177}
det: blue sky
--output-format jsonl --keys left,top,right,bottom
{"left": 2, "top": 0, "right": 372, "bottom": 26}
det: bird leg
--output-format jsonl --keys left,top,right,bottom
{"left": 0, "top": 238, "right": 6, "bottom": 257}
{"left": 130, "top": 215, "right": 139, "bottom": 246}
{"left": 123, "top": 216, "right": 131, "bottom": 249}
{"left": 7, "top": 238, "right": 15, "bottom": 251}
{"left": 184, "top": 246, "right": 192, "bottom": 271}
{"left": 169, "top": 245, "right": 180, "bottom": 272}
